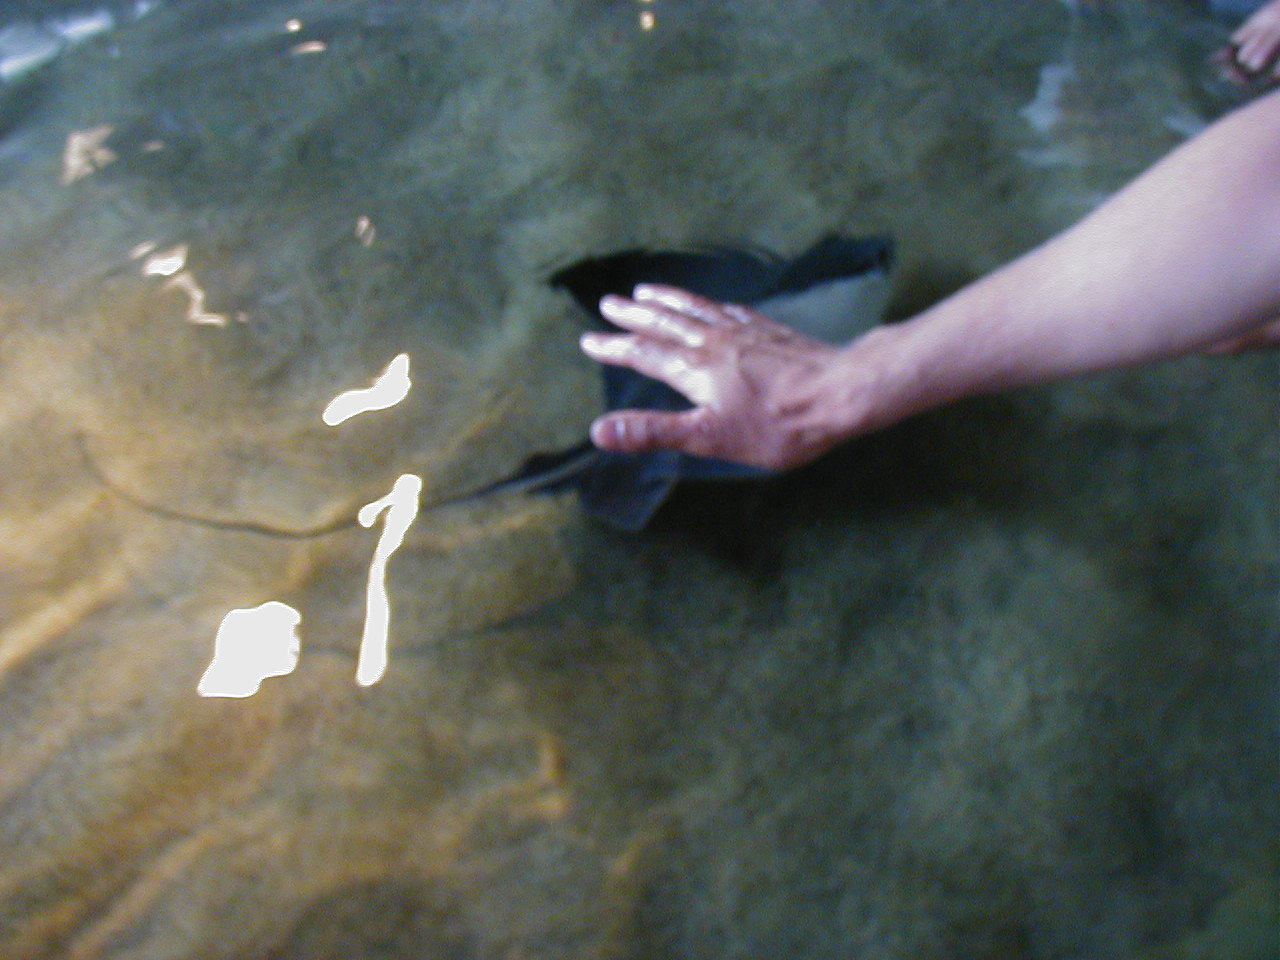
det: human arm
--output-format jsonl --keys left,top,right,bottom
{"left": 580, "top": 88, "right": 1280, "bottom": 470}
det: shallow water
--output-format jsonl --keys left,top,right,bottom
{"left": 0, "top": 1, "right": 1276, "bottom": 958}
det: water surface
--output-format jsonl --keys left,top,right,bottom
{"left": 0, "top": 1, "right": 1275, "bottom": 958}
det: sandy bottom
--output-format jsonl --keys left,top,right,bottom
{"left": 0, "top": 1, "right": 1275, "bottom": 958}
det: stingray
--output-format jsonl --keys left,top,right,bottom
{"left": 81, "top": 235, "right": 894, "bottom": 539}
{"left": 481, "top": 234, "right": 896, "bottom": 531}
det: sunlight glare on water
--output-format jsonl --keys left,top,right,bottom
{"left": 355, "top": 472, "right": 423, "bottom": 687}
{"left": 322, "top": 352, "right": 412, "bottom": 426}
{"left": 131, "top": 241, "right": 233, "bottom": 325}
{"left": 197, "top": 600, "right": 302, "bottom": 698}
{"left": 198, "top": 349, "right": 418, "bottom": 695}
{"left": 60, "top": 124, "right": 116, "bottom": 183}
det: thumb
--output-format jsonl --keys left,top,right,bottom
{"left": 589, "top": 410, "right": 702, "bottom": 454}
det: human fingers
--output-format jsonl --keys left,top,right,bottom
{"left": 1234, "top": 24, "right": 1280, "bottom": 72}
{"left": 1212, "top": 39, "right": 1254, "bottom": 81}
{"left": 599, "top": 294, "right": 709, "bottom": 348}
{"left": 635, "top": 287, "right": 764, "bottom": 329}
{"left": 579, "top": 331, "right": 717, "bottom": 406}
{"left": 588, "top": 407, "right": 713, "bottom": 457}
{"left": 1212, "top": 42, "right": 1238, "bottom": 67}
{"left": 1237, "top": 37, "right": 1272, "bottom": 72}
{"left": 633, "top": 284, "right": 762, "bottom": 329}
{"left": 1230, "top": 6, "right": 1280, "bottom": 45}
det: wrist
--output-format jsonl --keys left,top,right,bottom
{"left": 824, "top": 322, "right": 931, "bottom": 442}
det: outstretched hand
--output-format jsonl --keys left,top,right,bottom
{"left": 579, "top": 285, "right": 867, "bottom": 471}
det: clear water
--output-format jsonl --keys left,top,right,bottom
{"left": 0, "top": 1, "right": 1275, "bottom": 958}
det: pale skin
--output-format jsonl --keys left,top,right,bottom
{"left": 581, "top": 88, "right": 1280, "bottom": 471}
{"left": 1217, "top": 0, "right": 1280, "bottom": 84}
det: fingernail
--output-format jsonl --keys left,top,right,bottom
{"left": 633, "top": 284, "right": 656, "bottom": 300}
{"left": 590, "top": 417, "right": 618, "bottom": 448}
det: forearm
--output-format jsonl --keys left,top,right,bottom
{"left": 842, "top": 88, "right": 1280, "bottom": 436}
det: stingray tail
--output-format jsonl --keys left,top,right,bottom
{"left": 457, "top": 440, "right": 601, "bottom": 502}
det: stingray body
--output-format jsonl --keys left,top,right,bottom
{"left": 493, "top": 234, "right": 895, "bottom": 530}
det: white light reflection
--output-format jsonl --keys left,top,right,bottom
{"left": 140, "top": 242, "right": 187, "bottom": 277}
{"left": 638, "top": 0, "right": 656, "bottom": 31}
{"left": 355, "top": 215, "right": 376, "bottom": 247}
{"left": 194, "top": 337, "right": 418, "bottom": 696}
{"left": 0, "top": 26, "right": 60, "bottom": 81}
{"left": 198, "top": 601, "right": 302, "bottom": 698}
{"left": 355, "top": 474, "right": 422, "bottom": 687}
{"left": 285, "top": 18, "right": 302, "bottom": 32}
{"left": 1, "top": 8, "right": 122, "bottom": 83}
{"left": 61, "top": 124, "right": 116, "bottom": 184}
{"left": 52, "top": 10, "right": 115, "bottom": 43}
{"left": 132, "top": 242, "right": 233, "bottom": 326}
{"left": 322, "top": 353, "right": 411, "bottom": 426}
{"left": 290, "top": 40, "right": 327, "bottom": 55}
{"left": 165, "top": 271, "right": 230, "bottom": 326}
{"left": 2, "top": 6, "right": 154, "bottom": 83}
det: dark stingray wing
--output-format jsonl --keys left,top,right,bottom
{"left": 552, "top": 233, "right": 896, "bottom": 433}
{"left": 538, "top": 234, "right": 893, "bottom": 529}
{"left": 573, "top": 449, "right": 684, "bottom": 533}
{"left": 771, "top": 235, "right": 893, "bottom": 297}
{"left": 549, "top": 246, "right": 786, "bottom": 324}
{"left": 553, "top": 245, "right": 783, "bottom": 418}
{"left": 550, "top": 235, "right": 894, "bottom": 320}
{"left": 600, "top": 362, "right": 688, "bottom": 416}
